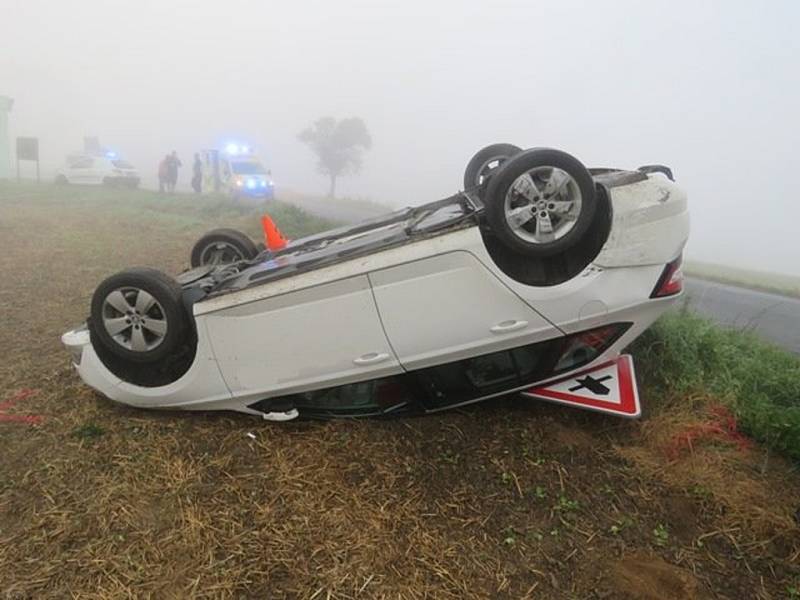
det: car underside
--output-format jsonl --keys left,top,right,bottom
{"left": 63, "top": 146, "right": 689, "bottom": 420}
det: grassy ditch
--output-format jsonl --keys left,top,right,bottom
{"left": 0, "top": 180, "right": 336, "bottom": 243}
{"left": 632, "top": 307, "right": 800, "bottom": 460}
{"left": 2, "top": 182, "right": 800, "bottom": 597}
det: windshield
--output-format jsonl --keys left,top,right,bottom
{"left": 231, "top": 161, "right": 266, "bottom": 175}
{"left": 112, "top": 160, "right": 134, "bottom": 169}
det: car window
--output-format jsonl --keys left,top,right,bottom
{"left": 70, "top": 158, "right": 94, "bottom": 169}
{"left": 256, "top": 374, "right": 415, "bottom": 417}
{"left": 463, "top": 352, "right": 517, "bottom": 388}
{"left": 511, "top": 344, "right": 553, "bottom": 381}
{"left": 112, "top": 160, "right": 134, "bottom": 169}
{"left": 231, "top": 161, "right": 266, "bottom": 175}
{"left": 416, "top": 349, "right": 519, "bottom": 409}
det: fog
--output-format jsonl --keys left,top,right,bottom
{"left": 2, "top": 0, "right": 798, "bottom": 275}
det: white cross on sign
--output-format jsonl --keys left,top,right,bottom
{"left": 520, "top": 354, "right": 641, "bottom": 418}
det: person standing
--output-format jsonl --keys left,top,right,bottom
{"left": 166, "top": 151, "right": 182, "bottom": 193}
{"left": 158, "top": 155, "right": 170, "bottom": 193}
{"left": 191, "top": 153, "right": 202, "bottom": 193}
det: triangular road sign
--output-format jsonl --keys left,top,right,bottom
{"left": 520, "top": 355, "right": 641, "bottom": 418}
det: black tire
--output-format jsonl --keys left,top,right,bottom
{"left": 190, "top": 228, "right": 259, "bottom": 267}
{"left": 90, "top": 267, "right": 188, "bottom": 364}
{"left": 483, "top": 148, "right": 597, "bottom": 257}
{"left": 463, "top": 143, "right": 522, "bottom": 195}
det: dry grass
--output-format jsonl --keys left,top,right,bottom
{"left": 1, "top": 182, "right": 799, "bottom": 599}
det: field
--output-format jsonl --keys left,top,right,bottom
{"left": 1, "top": 182, "right": 800, "bottom": 599}
{"left": 684, "top": 260, "right": 800, "bottom": 299}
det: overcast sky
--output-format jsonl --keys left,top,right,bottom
{"left": 2, "top": 0, "right": 798, "bottom": 275}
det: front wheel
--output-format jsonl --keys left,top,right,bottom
{"left": 90, "top": 268, "right": 189, "bottom": 364}
{"left": 483, "top": 148, "right": 597, "bottom": 257}
{"left": 190, "top": 228, "right": 259, "bottom": 267}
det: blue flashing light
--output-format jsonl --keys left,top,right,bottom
{"left": 105, "top": 151, "right": 117, "bottom": 159}
{"left": 246, "top": 179, "right": 256, "bottom": 190}
{"left": 223, "top": 142, "right": 253, "bottom": 156}
{"left": 260, "top": 180, "right": 267, "bottom": 187}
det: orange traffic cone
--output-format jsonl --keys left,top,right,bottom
{"left": 261, "top": 214, "right": 288, "bottom": 251}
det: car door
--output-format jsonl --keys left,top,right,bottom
{"left": 89, "top": 157, "right": 111, "bottom": 184}
{"left": 66, "top": 157, "right": 93, "bottom": 183}
{"left": 204, "top": 275, "right": 404, "bottom": 404}
{"left": 368, "top": 251, "right": 561, "bottom": 372}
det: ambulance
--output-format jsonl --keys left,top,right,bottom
{"left": 200, "top": 144, "right": 274, "bottom": 199}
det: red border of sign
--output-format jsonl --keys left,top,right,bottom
{"left": 520, "top": 355, "right": 640, "bottom": 417}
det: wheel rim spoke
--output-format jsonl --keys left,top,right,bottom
{"left": 535, "top": 213, "right": 555, "bottom": 241}
{"left": 142, "top": 318, "right": 167, "bottom": 336}
{"left": 130, "top": 327, "right": 148, "bottom": 352}
{"left": 135, "top": 290, "right": 156, "bottom": 314}
{"left": 544, "top": 168, "right": 571, "bottom": 196}
{"left": 507, "top": 206, "right": 534, "bottom": 228}
{"left": 548, "top": 200, "right": 574, "bottom": 214}
{"left": 513, "top": 173, "right": 542, "bottom": 203}
{"left": 106, "top": 290, "right": 132, "bottom": 314}
{"left": 104, "top": 317, "right": 131, "bottom": 336}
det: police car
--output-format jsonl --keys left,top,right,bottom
{"left": 56, "top": 152, "right": 140, "bottom": 188}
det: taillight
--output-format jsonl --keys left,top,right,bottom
{"left": 651, "top": 255, "right": 683, "bottom": 298}
{"left": 554, "top": 323, "right": 630, "bottom": 372}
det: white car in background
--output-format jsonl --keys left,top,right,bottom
{"left": 62, "top": 145, "right": 689, "bottom": 421}
{"left": 56, "top": 154, "right": 140, "bottom": 188}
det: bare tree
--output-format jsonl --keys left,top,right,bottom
{"left": 298, "top": 117, "right": 371, "bottom": 198}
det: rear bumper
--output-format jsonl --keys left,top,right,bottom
{"left": 595, "top": 176, "right": 689, "bottom": 268}
{"left": 62, "top": 322, "right": 239, "bottom": 413}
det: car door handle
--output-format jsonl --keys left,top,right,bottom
{"left": 490, "top": 319, "right": 528, "bottom": 334}
{"left": 353, "top": 352, "right": 391, "bottom": 366}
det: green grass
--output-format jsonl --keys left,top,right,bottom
{"left": 632, "top": 309, "right": 800, "bottom": 460}
{"left": 685, "top": 260, "right": 800, "bottom": 299}
{"left": 0, "top": 181, "right": 337, "bottom": 241}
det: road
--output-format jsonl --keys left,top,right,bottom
{"left": 684, "top": 277, "right": 800, "bottom": 354}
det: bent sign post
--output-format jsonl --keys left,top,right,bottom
{"left": 520, "top": 354, "right": 641, "bottom": 418}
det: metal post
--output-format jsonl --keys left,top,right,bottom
{"left": 0, "top": 96, "right": 13, "bottom": 180}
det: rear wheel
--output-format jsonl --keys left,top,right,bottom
{"left": 190, "top": 228, "right": 259, "bottom": 267}
{"left": 463, "top": 143, "right": 522, "bottom": 196}
{"left": 483, "top": 148, "right": 597, "bottom": 257}
{"left": 90, "top": 268, "right": 188, "bottom": 364}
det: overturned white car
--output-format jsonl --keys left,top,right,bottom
{"left": 63, "top": 145, "right": 689, "bottom": 420}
